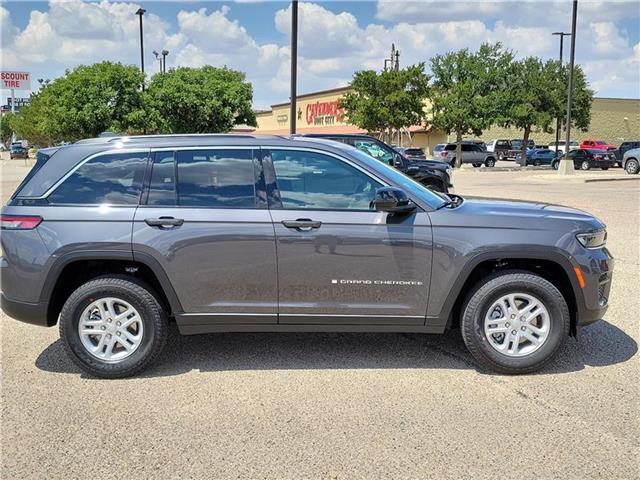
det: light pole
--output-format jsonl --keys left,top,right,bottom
{"left": 559, "top": 0, "right": 578, "bottom": 175}
{"left": 153, "top": 51, "right": 162, "bottom": 73}
{"left": 161, "top": 50, "right": 169, "bottom": 74}
{"left": 552, "top": 31, "right": 571, "bottom": 159}
{"left": 135, "top": 8, "right": 146, "bottom": 75}
{"left": 289, "top": 0, "right": 298, "bottom": 135}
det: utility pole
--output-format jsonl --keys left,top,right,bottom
{"left": 153, "top": 51, "right": 162, "bottom": 73}
{"left": 289, "top": 0, "right": 298, "bottom": 135}
{"left": 552, "top": 31, "right": 571, "bottom": 159}
{"left": 161, "top": 50, "right": 169, "bottom": 74}
{"left": 135, "top": 9, "right": 146, "bottom": 75}
{"left": 559, "top": 0, "right": 578, "bottom": 175}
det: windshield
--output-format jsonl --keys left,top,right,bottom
{"left": 347, "top": 147, "right": 448, "bottom": 209}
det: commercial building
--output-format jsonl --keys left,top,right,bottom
{"left": 253, "top": 86, "right": 640, "bottom": 154}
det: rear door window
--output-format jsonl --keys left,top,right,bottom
{"left": 48, "top": 152, "right": 148, "bottom": 205}
{"left": 176, "top": 149, "right": 256, "bottom": 207}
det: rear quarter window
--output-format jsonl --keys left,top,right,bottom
{"left": 48, "top": 152, "right": 148, "bottom": 205}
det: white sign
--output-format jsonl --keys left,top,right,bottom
{"left": 1, "top": 71, "right": 31, "bottom": 90}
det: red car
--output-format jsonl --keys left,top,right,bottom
{"left": 580, "top": 139, "right": 616, "bottom": 151}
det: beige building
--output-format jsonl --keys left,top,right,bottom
{"left": 253, "top": 87, "right": 639, "bottom": 154}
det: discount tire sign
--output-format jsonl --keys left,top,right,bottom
{"left": 1, "top": 71, "right": 31, "bottom": 90}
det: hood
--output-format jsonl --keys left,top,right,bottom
{"left": 409, "top": 158, "right": 450, "bottom": 171}
{"left": 435, "top": 196, "right": 604, "bottom": 232}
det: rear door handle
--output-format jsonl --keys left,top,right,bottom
{"left": 145, "top": 216, "right": 184, "bottom": 228}
{"left": 282, "top": 219, "right": 322, "bottom": 231}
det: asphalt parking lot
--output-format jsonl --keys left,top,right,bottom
{"left": 1, "top": 160, "right": 639, "bottom": 479}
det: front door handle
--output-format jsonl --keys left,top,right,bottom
{"left": 282, "top": 219, "right": 322, "bottom": 231}
{"left": 145, "top": 216, "right": 184, "bottom": 229}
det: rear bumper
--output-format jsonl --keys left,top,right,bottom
{"left": 1, "top": 294, "right": 50, "bottom": 327}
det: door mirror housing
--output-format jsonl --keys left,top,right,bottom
{"left": 393, "top": 153, "right": 404, "bottom": 167}
{"left": 373, "top": 187, "right": 416, "bottom": 214}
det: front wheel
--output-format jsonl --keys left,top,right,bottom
{"left": 484, "top": 158, "right": 496, "bottom": 168}
{"left": 625, "top": 158, "right": 639, "bottom": 174}
{"left": 581, "top": 160, "right": 591, "bottom": 170}
{"left": 552, "top": 161, "right": 559, "bottom": 170}
{"left": 59, "top": 277, "right": 168, "bottom": 378}
{"left": 460, "top": 272, "right": 570, "bottom": 374}
{"left": 601, "top": 166, "right": 609, "bottom": 171}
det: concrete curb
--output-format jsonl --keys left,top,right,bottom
{"left": 583, "top": 176, "right": 640, "bottom": 183}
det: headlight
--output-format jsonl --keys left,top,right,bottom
{"left": 576, "top": 229, "right": 607, "bottom": 249}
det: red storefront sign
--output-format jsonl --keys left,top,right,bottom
{"left": 306, "top": 101, "right": 345, "bottom": 126}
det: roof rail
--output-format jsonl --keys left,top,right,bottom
{"left": 105, "top": 133, "right": 260, "bottom": 142}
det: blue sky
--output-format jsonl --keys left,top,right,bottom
{"left": 1, "top": 1, "right": 639, "bottom": 108}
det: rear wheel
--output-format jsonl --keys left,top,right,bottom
{"left": 601, "top": 166, "right": 609, "bottom": 171}
{"left": 472, "top": 163, "right": 481, "bottom": 168}
{"left": 552, "top": 160, "right": 559, "bottom": 170}
{"left": 534, "top": 159, "right": 541, "bottom": 166}
{"left": 460, "top": 272, "right": 570, "bottom": 374}
{"left": 625, "top": 158, "right": 639, "bottom": 174}
{"left": 581, "top": 160, "right": 591, "bottom": 170}
{"left": 59, "top": 277, "right": 168, "bottom": 378}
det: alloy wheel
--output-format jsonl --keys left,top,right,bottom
{"left": 78, "top": 297, "right": 144, "bottom": 362}
{"left": 483, "top": 293, "right": 551, "bottom": 357}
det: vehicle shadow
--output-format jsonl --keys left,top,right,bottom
{"left": 35, "top": 319, "right": 636, "bottom": 379}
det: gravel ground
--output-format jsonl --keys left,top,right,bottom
{"left": 1, "top": 161, "right": 638, "bottom": 479}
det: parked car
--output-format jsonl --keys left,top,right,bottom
{"left": 613, "top": 141, "right": 640, "bottom": 167}
{"left": 398, "top": 147, "right": 427, "bottom": 160}
{"left": 0, "top": 134, "right": 613, "bottom": 377}
{"left": 548, "top": 141, "right": 579, "bottom": 155}
{"left": 302, "top": 134, "right": 452, "bottom": 193}
{"left": 621, "top": 147, "right": 640, "bottom": 175}
{"left": 516, "top": 148, "right": 557, "bottom": 167}
{"left": 507, "top": 139, "right": 536, "bottom": 160}
{"left": 579, "top": 139, "right": 616, "bottom": 151}
{"left": 9, "top": 145, "right": 28, "bottom": 159}
{"left": 486, "top": 139, "right": 512, "bottom": 160}
{"left": 565, "top": 148, "right": 616, "bottom": 170}
{"left": 432, "top": 143, "right": 446, "bottom": 157}
{"left": 440, "top": 143, "right": 496, "bottom": 167}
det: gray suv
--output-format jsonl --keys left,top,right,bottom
{"left": 442, "top": 143, "right": 497, "bottom": 168}
{"left": 1, "top": 135, "right": 613, "bottom": 377}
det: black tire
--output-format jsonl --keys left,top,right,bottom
{"left": 601, "top": 166, "right": 609, "bottom": 171}
{"left": 472, "top": 163, "right": 481, "bottom": 168}
{"left": 484, "top": 157, "right": 496, "bottom": 168}
{"left": 581, "top": 160, "right": 591, "bottom": 170}
{"left": 552, "top": 161, "right": 559, "bottom": 170}
{"left": 59, "top": 277, "right": 168, "bottom": 378}
{"left": 534, "top": 159, "right": 541, "bottom": 166}
{"left": 625, "top": 158, "right": 639, "bottom": 174}
{"left": 460, "top": 271, "right": 570, "bottom": 374}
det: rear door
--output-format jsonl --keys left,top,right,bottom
{"left": 132, "top": 147, "right": 277, "bottom": 325}
{"left": 265, "top": 147, "right": 432, "bottom": 325}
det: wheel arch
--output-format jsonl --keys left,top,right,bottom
{"left": 440, "top": 249, "right": 583, "bottom": 336}
{"left": 42, "top": 251, "right": 183, "bottom": 326}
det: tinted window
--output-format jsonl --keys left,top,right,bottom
{"left": 497, "top": 141, "right": 510, "bottom": 147}
{"left": 176, "top": 149, "right": 255, "bottom": 207}
{"left": 148, "top": 152, "right": 176, "bottom": 206}
{"left": 444, "top": 144, "right": 456, "bottom": 151}
{"left": 461, "top": 144, "right": 473, "bottom": 152}
{"left": 351, "top": 139, "right": 394, "bottom": 164}
{"left": 49, "top": 152, "right": 147, "bottom": 205}
{"left": 271, "top": 150, "right": 382, "bottom": 210}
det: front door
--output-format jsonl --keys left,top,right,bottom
{"left": 265, "top": 148, "right": 432, "bottom": 325}
{"left": 132, "top": 148, "right": 278, "bottom": 326}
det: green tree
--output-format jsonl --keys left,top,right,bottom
{"left": 144, "top": 66, "right": 256, "bottom": 133}
{"left": 500, "top": 58, "right": 593, "bottom": 158}
{"left": 1, "top": 112, "right": 16, "bottom": 146}
{"left": 429, "top": 43, "right": 513, "bottom": 167}
{"left": 559, "top": 64, "right": 593, "bottom": 132}
{"left": 340, "top": 63, "right": 430, "bottom": 141}
{"left": 11, "top": 62, "right": 146, "bottom": 144}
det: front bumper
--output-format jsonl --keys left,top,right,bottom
{"left": 575, "top": 248, "right": 614, "bottom": 327}
{"left": 1, "top": 293, "right": 50, "bottom": 326}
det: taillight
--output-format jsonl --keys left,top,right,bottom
{"left": 0, "top": 215, "right": 42, "bottom": 230}
{"left": 441, "top": 151, "right": 449, "bottom": 157}
{"left": 594, "top": 154, "right": 603, "bottom": 159}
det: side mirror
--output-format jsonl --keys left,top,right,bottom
{"left": 393, "top": 153, "right": 403, "bottom": 167}
{"left": 373, "top": 187, "right": 416, "bottom": 214}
